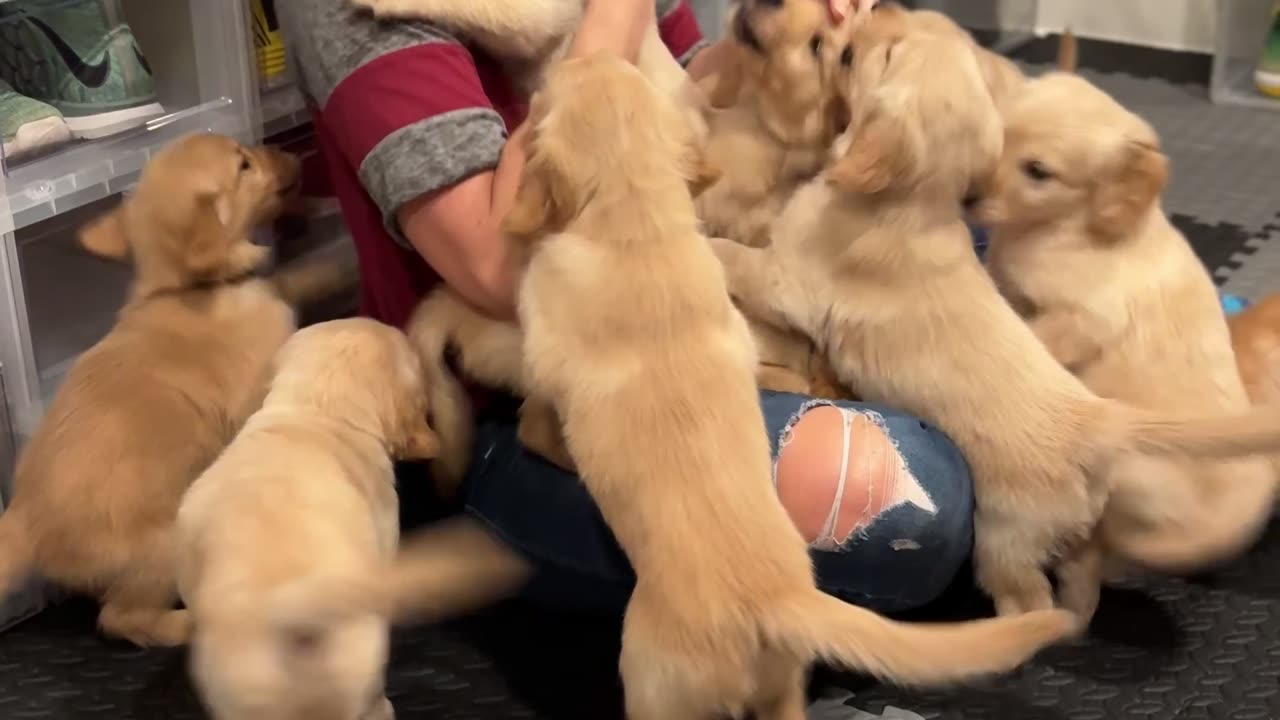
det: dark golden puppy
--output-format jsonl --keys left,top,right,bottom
{"left": 0, "top": 134, "right": 350, "bottom": 647}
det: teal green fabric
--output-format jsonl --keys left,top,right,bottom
{"left": 1262, "top": 3, "right": 1280, "bottom": 74}
{"left": 0, "top": 77, "right": 61, "bottom": 142}
{"left": 0, "top": 0, "right": 159, "bottom": 118}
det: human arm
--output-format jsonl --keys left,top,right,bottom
{"left": 396, "top": 0, "right": 686, "bottom": 320}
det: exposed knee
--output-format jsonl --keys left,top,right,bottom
{"left": 775, "top": 405, "right": 929, "bottom": 547}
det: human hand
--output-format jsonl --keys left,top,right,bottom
{"left": 568, "top": 0, "right": 656, "bottom": 62}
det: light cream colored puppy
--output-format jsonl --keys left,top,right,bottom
{"left": 710, "top": 22, "right": 1280, "bottom": 622}
{"left": 177, "top": 318, "right": 529, "bottom": 720}
{"left": 505, "top": 52, "right": 1075, "bottom": 720}
{"left": 973, "top": 73, "right": 1277, "bottom": 577}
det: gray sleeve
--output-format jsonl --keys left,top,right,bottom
{"left": 276, "top": 0, "right": 508, "bottom": 248}
{"left": 359, "top": 111, "right": 507, "bottom": 248}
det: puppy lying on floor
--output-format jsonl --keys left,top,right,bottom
{"left": 973, "top": 72, "right": 1277, "bottom": 580}
{"left": 710, "top": 21, "right": 1280, "bottom": 621}
{"left": 178, "top": 318, "right": 529, "bottom": 720}
{"left": 0, "top": 134, "right": 352, "bottom": 647}
{"left": 506, "top": 53, "right": 1075, "bottom": 720}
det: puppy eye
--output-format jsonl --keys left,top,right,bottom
{"left": 809, "top": 35, "right": 823, "bottom": 56}
{"left": 840, "top": 45, "right": 854, "bottom": 67}
{"left": 239, "top": 157, "right": 252, "bottom": 172}
{"left": 1022, "top": 160, "right": 1053, "bottom": 182}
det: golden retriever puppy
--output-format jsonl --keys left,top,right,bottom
{"left": 346, "top": 0, "right": 702, "bottom": 122}
{"left": 698, "top": 0, "right": 851, "bottom": 249}
{"left": 506, "top": 53, "right": 1075, "bottom": 720}
{"left": 698, "top": 0, "right": 862, "bottom": 398}
{"left": 972, "top": 73, "right": 1276, "bottom": 575}
{"left": 0, "top": 133, "right": 355, "bottom": 647}
{"left": 403, "top": 288, "right": 548, "bottom": 492}
{"left": 348, "top": 0, "right": 578, "bottom": 62}
{"left": 865, "top": 2, "right": 1077, "bottom": 108}
{"left": 177, "top": 318, "right": 529, "bottom": 720}
{"left": 710, "top": 24, "right": 1280, "bottom": 622}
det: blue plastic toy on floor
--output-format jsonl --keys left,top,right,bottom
{"left": 1222, "top": 294, "right": 1251, "bottom": 315}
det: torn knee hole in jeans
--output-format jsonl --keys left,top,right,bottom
{"left": 774, "top": 402, "right": 937, "bottom": 551}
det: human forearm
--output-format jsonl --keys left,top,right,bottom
{"left": 399, "top": 124, "right": 529, "bottom": 321}
{"left": 567, "top": 0, "right": 655, "bottom": 61}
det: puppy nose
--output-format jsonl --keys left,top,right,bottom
{"left": 962, "top": 194, "right": 980, "bottom": 211}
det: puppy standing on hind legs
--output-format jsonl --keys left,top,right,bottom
{"left": 0, "top": 134, "right": 355, "bottom": 647}
{"left": 507, "top": 53, "right": 1074, "bottom": 720}
{"left": 709, "top": 20, "right": 1280, "bottom": 622}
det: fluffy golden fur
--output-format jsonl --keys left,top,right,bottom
{"left": 697, "top": 0, "right": 852, "bottom": 248}
{"left": 0, "top": 134, "right": 354, "bottom": 647}
{"left": 974, "top": 72, "right": 1276, "bottom": 578}
{"left": 346, "top": 0, "right": 705, "bottom": 129}
{"left": 177, "top": 318, "right": 529, "bottom": 720}
{"left": 864, "top": 3, "right": 1077, "bottom": 109}
{"left": 404, "top": 288, "right": 573, "bottom": 492}
{"left": 1232, "top": 294, "right": 1280, "bottom": 406}
{"left": 504, "top": 52, "right": 1076, "bottom": 720}
{"left": 697, "top": 0, "right": 859, "bottom": 399}
{"left": 710, "top": 22, "right": 1280, "bottom": 622}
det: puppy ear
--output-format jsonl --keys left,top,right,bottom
{"left": 697, "top": 50, "right": 745, "bottom": 109}
{"left": 1089, "top": 140, "right": 1168, "bottom": 240}
{"left": 501, "top": 149, "right": 578, "bottom": 240}
{"left": 78, "top": 208, "right": 130, "bottom": 260}
{"left": 185, "top": 195, "right": 240, "bottom": 278}
{"left": 827, "top": 110, "right": 917, "bottom": 195}
{"left": 682, "top": 141, "right": 722, "bottom": 199}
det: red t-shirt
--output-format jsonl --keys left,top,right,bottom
{"left": 278, "top": 0, "right": 707, "bottom": 328}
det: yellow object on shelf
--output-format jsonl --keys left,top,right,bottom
{"left": 252, "top": 0, "right": 289, "bottom": 89}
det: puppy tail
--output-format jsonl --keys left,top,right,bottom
{"left": 382, "top": 517, "right": 531, "bottom": 625}
{"left": 770, "top": 591, "right": 1078, "bottom": 686}
{"left": 406, "top": 291, "right": 477, "bottom": 498}
{"left": 0, "top": 507, "right": 36, "bottom": 597}
{"left": 268, "top": 250, "right": 359, "bottom": 308}
{"left": 1110, "top": 402, "right": 1280, "bottom": 460}
{"left": 262, "top": 518, "right": 529, "bottom": 641}
{"left": 1057, "top": 29, "right": 1078, "bottom": 72}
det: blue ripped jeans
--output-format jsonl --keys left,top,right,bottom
{"left": 448, "top": 391, "right": 975, "bottom": 615}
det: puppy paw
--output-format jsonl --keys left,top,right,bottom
{"left": 361, "top": 697, "right": 395, "bottom": 720}
{"left": 224, "top": 242, "right": 271, "bottom": 279}
{"left": 99, "top": 607, "right": 192, "bottom": 647}
{"left": 708, "top": 236, "right": 739, "bottom": 264}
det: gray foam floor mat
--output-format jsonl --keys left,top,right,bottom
{"left": 2, "top": 34, "right": 1280, "bottom": 720}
